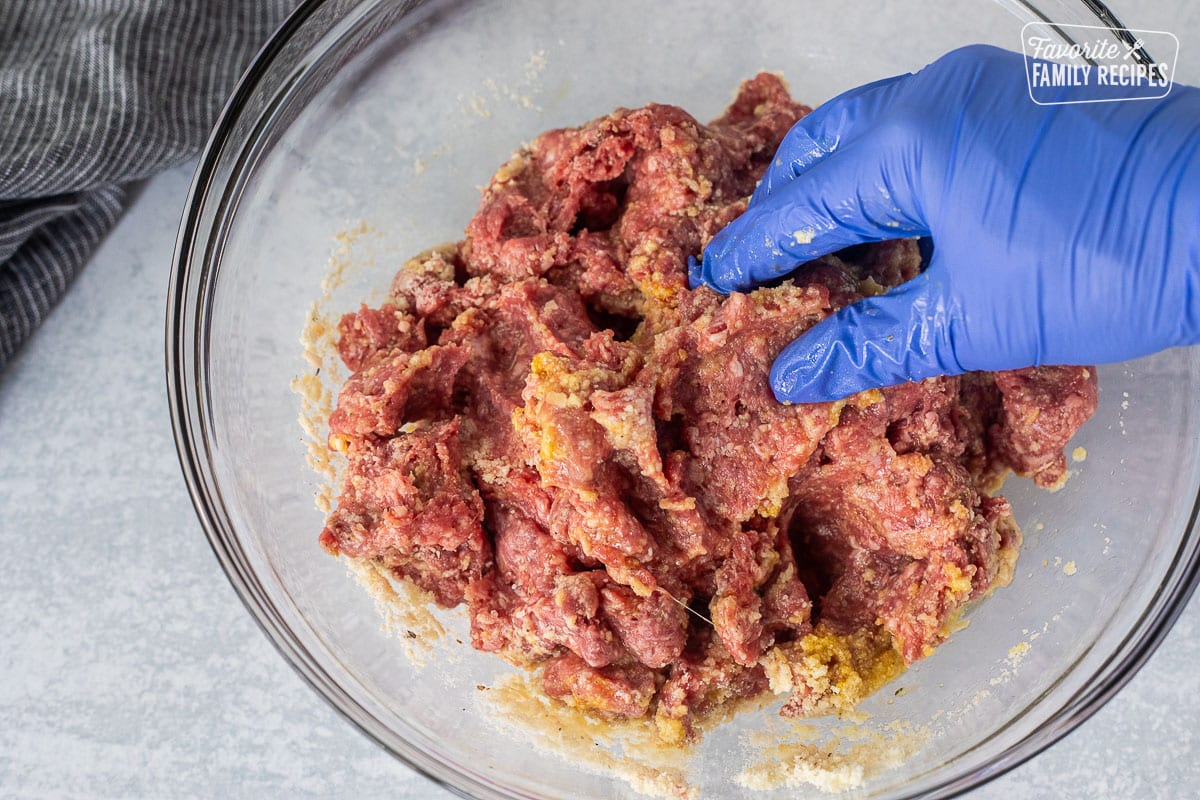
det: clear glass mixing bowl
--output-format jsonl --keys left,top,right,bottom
{"left": 167, "top": 1, "right": 1200, "bottom": 797}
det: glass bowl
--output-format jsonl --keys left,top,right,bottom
{"left": 167, "top": 1, "right": 1200, "bottom": 797}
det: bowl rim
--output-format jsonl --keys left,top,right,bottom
{"left": 165, "top": 1, "right": 1200, "bottom": 797}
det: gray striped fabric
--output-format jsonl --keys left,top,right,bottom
{"left": 0, "top": 1, "right": 298, "bottom": 369}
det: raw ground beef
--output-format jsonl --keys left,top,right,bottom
{"left": 318, "top": 74, "right": 1098, "bottom": 742}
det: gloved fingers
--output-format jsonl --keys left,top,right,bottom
{"left": 750, "top": 72, "right": 912, "bottom": 206}
{"left": 769, "top": 269, "right": 966, "bottom": 403}
{"left": 694, "top": 137, "right": 929, "bottom": 293}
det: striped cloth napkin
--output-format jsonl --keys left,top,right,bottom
{"left": 0, "top": 1, "right": 297, "bottom": 369}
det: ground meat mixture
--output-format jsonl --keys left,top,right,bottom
{"left": 319, "top": 74, "right": 1098, "bottom": 742}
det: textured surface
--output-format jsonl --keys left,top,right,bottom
{"left": 2, "top": 2, "right": 1200, "bottom": 796}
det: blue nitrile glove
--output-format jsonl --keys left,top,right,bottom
{"left": 690, "top": 44, "right": 1200, "bottom": 403}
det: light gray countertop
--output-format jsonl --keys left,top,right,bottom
{"left": 3, "top": 3, "right": 1200, "bottom": 797}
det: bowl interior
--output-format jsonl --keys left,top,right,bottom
{"left": 176, "top": 1, "right": 1200, "bottom": 797}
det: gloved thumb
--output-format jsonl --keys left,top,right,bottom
{"left": 770, "top": 267, "right": 969, "bottom": 403}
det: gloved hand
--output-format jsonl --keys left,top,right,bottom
{"left": 690, "top": 44, "right": 1200, "bottom": 403}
